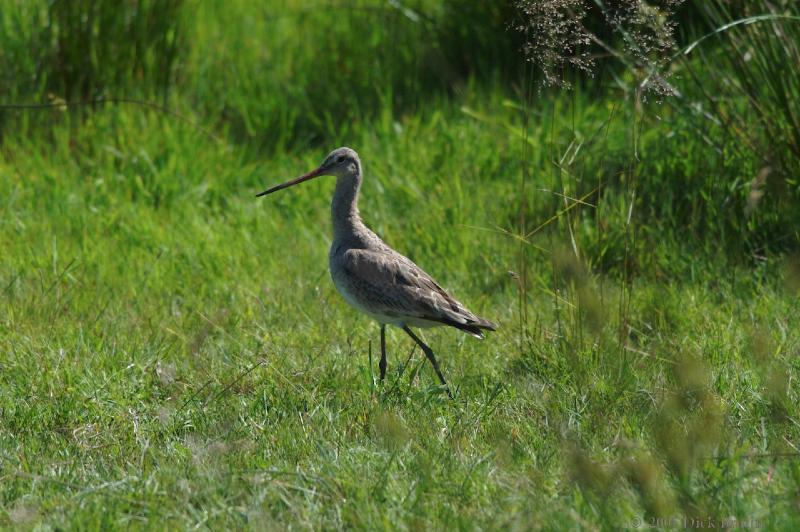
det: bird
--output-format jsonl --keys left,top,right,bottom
{"left": 256, "top": 147, "right": 496, "bottom": 397}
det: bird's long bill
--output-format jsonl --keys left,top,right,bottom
{"left": 255, "top": 165, "right": 326, "bottom": 197}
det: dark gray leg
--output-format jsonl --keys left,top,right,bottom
{"left": 379, "top": 324, "right": 387, "bottom": 382}
{"left": 402, "top": 326, "right": 453, "bottom": 398}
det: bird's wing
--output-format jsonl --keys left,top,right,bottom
{"left": 340, "top": 248, "right": 494, "bottom": 331}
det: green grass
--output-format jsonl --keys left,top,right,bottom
{"left": 2, "top": 1, "right": 800, "bottom": 529}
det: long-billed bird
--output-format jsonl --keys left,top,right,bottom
{"left": 257, "top": 147, "right": 496, "bottom": 397}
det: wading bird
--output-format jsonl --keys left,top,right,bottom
{"left": 256, "top": 147, "right": 496, "bottom": 397}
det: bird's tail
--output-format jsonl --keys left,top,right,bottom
{"left": 452, "top": 316, "right": 498, "bottom": 339}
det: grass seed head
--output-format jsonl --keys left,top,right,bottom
{"left": 373, "top": 410, "right": 410, "bottom": 451}
{"left": 622, "top": 451, "right": 675, "bottom": 518}
{"left": 784, "top": 254, "right": 800, "bottom": 294}
{"left": 568, "top": 446, "right": 615, "bottom": 496}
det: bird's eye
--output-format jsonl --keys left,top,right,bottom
{"left": 336, "top": 156, "right": 345, "bottom": 164}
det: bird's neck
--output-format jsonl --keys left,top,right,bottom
{"left": 331, "top": 171, "right": 365, "bottom": 239}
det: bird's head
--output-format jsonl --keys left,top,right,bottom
{"left": 320, "top": 147, "right": 360, "bottom": 178}
{"left": 256, "top": 147, "right": 360, "bottom": 197}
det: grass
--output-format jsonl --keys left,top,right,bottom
{"left": 2, "top": 0, "right": 800, "bottom": 529}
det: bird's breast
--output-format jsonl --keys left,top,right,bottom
{"left": 328, "top": 243, "right": 388, "bottom": 322}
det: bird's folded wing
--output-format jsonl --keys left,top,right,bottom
{"left": 340, "top": 248, "right": 479, "bottom": 326}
